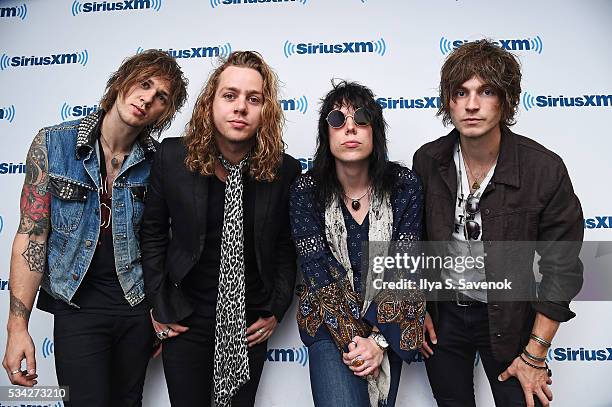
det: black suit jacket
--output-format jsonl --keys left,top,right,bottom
{"left": 141, "top": 137, "right": 302, "bottom": 324}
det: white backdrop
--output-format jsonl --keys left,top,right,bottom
{"left": 1, "top": 0, "right": 611, "bottom": 406}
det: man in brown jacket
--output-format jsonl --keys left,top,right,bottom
{"left": 413, "top": 39, "right": 583, "bottom": 407}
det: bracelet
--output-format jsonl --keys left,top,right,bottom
{"left": 522, "top": 348, "right": 547, "bottom": 363}
{"left": 519, "top": 354, "right": 552, "bottom": 377}
{"left": 529, "top": 333, "right": 552, "bottom": 348}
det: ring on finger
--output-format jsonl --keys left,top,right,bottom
{"left": 10, "top": 369, "right": 20, "bottom": 376}
{"left": 351, "top": 357, "right": 365, "bottom": 368}
{"left": 257, "top": 328, "right": 266, "bottom": 335}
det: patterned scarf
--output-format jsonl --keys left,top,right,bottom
{"left": 213, "top": 155, "right": 250, "bottom": 407}
{"left": 324, "top": 191, "right": 393, "bottom": 407}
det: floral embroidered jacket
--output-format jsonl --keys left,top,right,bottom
{"left": 289, "top": 166, "right": 426, "bottom": 361}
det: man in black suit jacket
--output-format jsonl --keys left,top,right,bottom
{"left": 141, "top": 51, "right": 301, "bottom": 407}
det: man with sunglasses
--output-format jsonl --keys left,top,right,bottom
{"left": 413, "top": 40, "right": 583, "bottom": 407}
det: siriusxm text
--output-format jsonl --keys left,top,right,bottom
{"left": 534, "top": 94, "right": 612, "bottom": 108}
{"left": 0, "top": 163, "right": 26, "bottom": 175}
{"left": 80, "top": 0, "right": 152, "bottom": 12}
{"left": 8, "top": 53, "right": 78, "bottom": 67}
{"left": 584, "top": 216, "right": 612, "bottom": 229}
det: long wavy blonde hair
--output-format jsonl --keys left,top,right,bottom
{"left": 184, "top": 51, "right": 284, "bottom": 181}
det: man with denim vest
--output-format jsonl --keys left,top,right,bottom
{"left": 413, "top": 40, "right": 583, "bottom": 406}
{"left": 2, "top": 50, "right": 187, "bottom": 406}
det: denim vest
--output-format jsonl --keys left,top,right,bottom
{"left": 42, "top": 111, "right": 156, "bottom": 307}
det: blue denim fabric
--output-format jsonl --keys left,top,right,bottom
{"left": 43, "top": 111, "right": 155, "bottom": 307}
{"left": 308, "top": 339, "right": 403, "bottom": 407}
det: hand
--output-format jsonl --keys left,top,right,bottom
{"left": 150, "top": 311, "right": 189, "bottom": 342}
{"left": 246, "top": 316, "right": 277, "bottom": 347}
{"left": 420, "top": 311, "right": 437, "bottom": 358}
{"left": 498, "top": 356, "right": 553, "bottom": 407}
{"left": 3, "top": 328, "right": 38, "bottom": 386}
{"left": 342, "top": 336, "right": 384, "bottom": 377}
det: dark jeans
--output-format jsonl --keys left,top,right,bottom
{"left": 162, "top": 313, "right": 267, "bottom": 407}
{"left": 425, "top": 301, "right": 542, "bottom": 407}
{"left": 53, "top": 312, "right": 153, "bottom": 407}
{"left": 308, "top": 339, "right": 403, "bottom": 407}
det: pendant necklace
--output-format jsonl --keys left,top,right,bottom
{"left": 344, "top": 188, "right": 370, "bottom": 211}
{"left": 100, "top": 134, "right": 125, "bottom": 171}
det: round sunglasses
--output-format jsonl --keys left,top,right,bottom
{"left": 326, "top": 107, "right": 371, "bottom": 128}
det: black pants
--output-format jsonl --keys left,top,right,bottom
{"left": 53, "top": 312, "right": 154, "bottom": 407}
{"left": 424, "top": 302, "right": 542, "bottom": 407}
{"left": 162, "top": 312, "right": 267, "bottom": 407}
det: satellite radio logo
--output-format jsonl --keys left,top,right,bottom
{"left": 267, "top": 346, "right": 308, "bottom": 366}
{"left": 0, "top": 105, "right": 16, "bottom": 124}
{"left": 60, "top": 103, "right": 99, "bottom": 121}
{"left": 41, "top": 337, "right": 55, "bottom": 359}
{"left": 71, "top": 0, "right": 161, "bottom": 16}
{"left": 0, "top": 3, "right": 28, "bottom": 20}
{"left": 0, "top": 162, "right": 26, "bottom": 175}
{"left": 210, "top": 0, "right": 306, "bottom": 8}
{"left": 283, "top": 38, "right": 387, "bottom": 58}
{"left": 584, "top": 216, "right": 612, "bottom": 229}
{"left": 280, "top": 96, "right": 308, "bottom": 114}
{"left": 522, "top": 92, "right": 612, "bottom": 111}
{"left": 439, "top": 36, "right": 543, "bottom": 55}
{"left": 137, "top": 43, "right": 232, "bottom": 59}
{"left": 377, "top": 96, "right": 440, "bottom": 110}
{"left": 298, "top": 157, "right": 313, "bottom": 173}
{"left": 0, "top": 50, "right": 89, "bottom": 71}
{"left": 548, "top": 346, "right": 612, "bottom": 362}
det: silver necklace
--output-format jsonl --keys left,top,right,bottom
{"left": 343, "top": 188, "right": 370, "bottom": 211}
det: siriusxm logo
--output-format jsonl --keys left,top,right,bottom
{"left": 298, "top": 157, "right": 313, "bottom": 173}
{"left": 280, "top": 96, "right": 308, "bottom": 114}
{"left": 60, "top": 103, "right": 99, "bottom": 121}
{"left": 548, "top": 347, "right": 612, "bottom": 362}
{"left": 0, "top": 3, "right": 27, "bottom": 20}
{"left": 210, "top": 0, "right": 306, "bottom": 8}
{"left": 522, "top": 92, "right": 612, "bottom": 111}
{"left": 439, "top": 36, "right": 543, "bottom": 55}
{"left": 0, "top": 105, "right": 16, "bottom": 123}
{"left": 71, "top": 0, "right": 161, "bottom": 16}
{"left": 42, "top": 337, "right": 55, "bottom": 359}
{"left": 266, "top": 346, "right": 308, "bottom": 366}
{"left": 137, "top": 43, "right": 232, "bottom": 59}
{"left": 283, "top": 38, "right": 387, "bottom": 58}
{"left": 0, "top": 50, "right": 89, "bottom": 71}
{"left": 584, "top": 216, "right": 612, "bottom": 229}
{"left": 0, "top": 162, "right": 26, "bottom": 175}
{"left": 377, "top": 96, "right": 440, "bottom": 110}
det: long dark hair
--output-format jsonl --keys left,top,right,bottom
{"left": 310, "top": 80, "right": 399, "bottom": 206}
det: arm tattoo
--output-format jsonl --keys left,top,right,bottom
{"left": 9, "top": 292, "right": 31, "bottom": 321}
{"left": 18, "top": 130, "right": 50, "bottom": 237}
{"left": 22, "top": 240, "right": 46, "bottom": 273}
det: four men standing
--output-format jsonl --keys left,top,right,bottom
{"left": 2, "top": 41, "right": 584, "bottom": 407}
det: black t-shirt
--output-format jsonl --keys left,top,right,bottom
{"left": 37, "top": 135, "right": 148, "bottom": 315}
{"left": 181, "top": 174, "right": 269, "bottom": 318}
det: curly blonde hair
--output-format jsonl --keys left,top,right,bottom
{"left": 184, "top": 51, "right": 284, "bottom": 181}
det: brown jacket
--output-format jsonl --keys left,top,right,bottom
{"left": 413, "top": 126, "right": 584, "bottom": 361}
